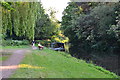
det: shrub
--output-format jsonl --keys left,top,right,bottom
{"left": 2, "top": 40, "right": 30, "bottom": 46}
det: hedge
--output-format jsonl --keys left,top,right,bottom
{"left": 2, "top": 40, "right": 30, "bottom": 46}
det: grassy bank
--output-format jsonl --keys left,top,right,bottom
{"left": 11, "top": 48, "right": 118, "bottom": 78}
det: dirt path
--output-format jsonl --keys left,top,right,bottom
{"left": 0, "top": 48, "right": 32, "bottom": 78}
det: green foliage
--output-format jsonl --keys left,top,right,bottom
{"left": 1, "top": 2, "right": 63, "bottom": 42}
{"left": 35, "top": 7, "right": 62, "bottom": 40}
{"left": 35, "top": 13, "right": 53, "bottom": 39}
{"left": 51, "top": 34, "right": 69, "bottom": 43}
{"left": 61, "top": 2, "right": 80, "bottom": 38}
{"left": 0, "top": 2, "right": 14, "bottom": 10}
{"left": 61, "top": 2, "right": 120, "bottom": 58}
{"left": 2, "top": 40, "right": 29, "bottom": 46}
{"left": 2, "top": 2, "right": 44, "bottom": 40}
{"left": 2, "top": 45, "right": 30, "bottom": 49}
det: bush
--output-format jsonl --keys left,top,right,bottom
{"left": 2, "top": 40, "right": 30, "bottom": 46}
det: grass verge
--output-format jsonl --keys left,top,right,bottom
{"left": 11, "top": 48, "right": 119, "bottom": 78}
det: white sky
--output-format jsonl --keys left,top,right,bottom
{"left": 41, "top": 0, "right": 70, "bottom": 21}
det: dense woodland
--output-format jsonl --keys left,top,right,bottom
{"left": 61, "top": 2, "right": 120, "bottom": 75}
{"left": 1, "top": 2, "right": 120, "bottom": 75}
{"left": 62, "top": 2, "right": 120, "bottom": 57}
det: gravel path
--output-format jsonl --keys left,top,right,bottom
{"left": 0, "top": 48, "right": 32, "bottom": 78}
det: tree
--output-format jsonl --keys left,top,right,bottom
{"left": 61, "top": 2, "right": 81, "bottom": 39}
{"left": 61, "top": 2, "right": 119, "bottom": 58}
{"left": 34, "top": 7, "right": 59, "bottom": 40}
{"left": 1, "top": 2, "right": 43, "bottom": 40}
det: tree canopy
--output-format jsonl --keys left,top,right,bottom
{"left": 61, "top": 2, "right": 120, "bottom": 58}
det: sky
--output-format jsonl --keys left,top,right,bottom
{"left": 41, "top": 0, "right": 70, "bottom": 21}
